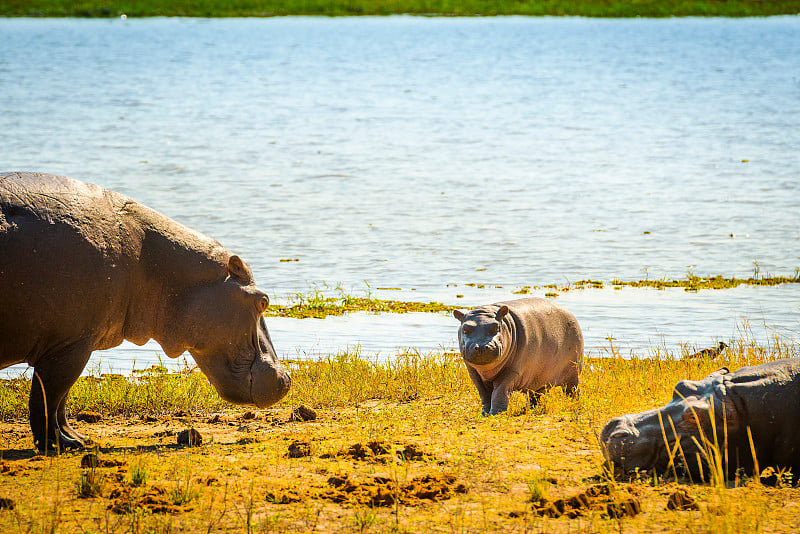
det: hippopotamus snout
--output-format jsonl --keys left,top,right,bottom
{"left": 600, "top": 416, "right": 640, "bottom": 464}
{"left": 463, "top": 340, "right": 501, "bottom": 365}
{"left": 250, "top": 360, "right": 291, "bottom": 408}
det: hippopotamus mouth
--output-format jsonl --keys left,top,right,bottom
{"left": 462, "top": 341, "right": 502, "bottom": 366}
{"left": 248, "top": 316, "right": 291, "bottom": 408}
{"left": 601, "top": 410, "right": 708, "bottom": 476}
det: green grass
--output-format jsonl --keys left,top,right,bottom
{"left": 1, "top": 0, "right": 799, "bottom": 17}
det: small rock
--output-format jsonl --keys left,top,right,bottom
{"left": 177, "top": 428, "right": 202, "bottom": 447}
{"left": 290, "top": 405, "right": 317, "bottom": 422}
{"left": 76, "top": 411, "right": 103, "bottom": 423}
{"left": 173, "top": 409, "right": 190, "bottom": 418}
{"left": 287, "top": 440, "right": 312, "bottom": 458}
{"left": 241, "top": 411, "right": 257, "bottom": 420}
{"left": 207, "top": 414, "right": 222, "bottom": 424}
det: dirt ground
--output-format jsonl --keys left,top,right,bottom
{"left": 2, "top": 399, "right": 800, "bottom": 533}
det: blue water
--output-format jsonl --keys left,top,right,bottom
{"left": 1, "top": 17, "right": 799, "bottom": 375}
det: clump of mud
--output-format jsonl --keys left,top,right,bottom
{"left": 177, "top": 428, "right": 202, "bottom": 447}
{"left": 287, "top": 440, "right": 312, "bottom": 458}
{"left": 108, "top": 484, "right": 191, "bottom": 515}
{"left": 321, "top": 440, "right": 433, "bottom": 463}
{"left": 290, "top": 404, "right": 317, "bottom": 422}
{"left": 0, "top": 497, "right": 15, "bottom": 510}
{"left": 266, "top": 488, "right": 305, "bottom": 504}
{"left": 321, "top": 473, "right": 467, "bottom": 507}
{"left": 666, "top": 488, "right": 700, "bottom": 511}
{"left": 76, "top": 411, "right": 102, "bottom": 423}
{"left": 531, "top": 483, "right": 641, "bottom": 519}
{"left": 0, "top": 461, "right": 24, "bottom": 476}
{"left": 80, "top": 454, "right": 126, "bottom": 468}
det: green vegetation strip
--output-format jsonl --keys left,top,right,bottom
{"left": 266, "top": 296, "right": 453, "bottom": 319}
{"left": 515, "top": 272, "right": 800, "bottom": 295}
{"left": 3, "top": 0, "right": 800, "bottom": 17}
{"left": 610, "top": 272, "right": 800, "bottom": 292}
{"left": 264, "top": 271, "right": 800, "bottom": 319}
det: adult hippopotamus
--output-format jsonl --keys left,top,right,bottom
{"left": 0, "top": 172, "right": 291, "bottom": 451}
{"left": 453, "top": 297, "right": 583, "bottom": 415}
{"left": 601, "top": 359, "right": 800, "bottom": 480}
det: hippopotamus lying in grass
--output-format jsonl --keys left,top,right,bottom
{"left": 601, "top": 358, "right": 800, "bottom": 481}
{"left": 1, "top": 172, "right": 291, "bottom": 451}
{"left": 453, "top": 297, "right": 584, "bottom": 415}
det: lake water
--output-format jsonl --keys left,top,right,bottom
{"left": 1, "top": 16, "right": 799, "bottom": 375}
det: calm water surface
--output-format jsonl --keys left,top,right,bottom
{"left": 1, "top": 17, "right": 798, "bottom": 374}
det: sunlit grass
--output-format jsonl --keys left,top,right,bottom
{"left": 1, "top": 331, "right": 798, "bottom": 533}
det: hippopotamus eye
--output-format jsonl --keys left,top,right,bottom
{"left": 488, "top": 324, "right": 499, "bottom": 335}
{"left": 462, "top": 325, "right": 474, "bottom": 336}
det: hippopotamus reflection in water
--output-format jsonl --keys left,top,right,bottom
{"left": 601, "top": 359, "right": 800, "bottom": 480}
{"left": 453, "top": 298, "right": 584, "bottom": 415}
{"left": 1, "top": 173, "right": 291, "bottom": 451}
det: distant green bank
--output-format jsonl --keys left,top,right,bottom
{"left": 3, "top": 0, "right": 800, "bottom": 17}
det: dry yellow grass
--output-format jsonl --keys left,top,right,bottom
{"left": 1, "top": 336, "right": 799, "bottom": 533}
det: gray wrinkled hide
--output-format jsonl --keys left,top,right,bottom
{"left": 601, "top": 358, "right": 800, "bottom": 480}
{"left": 1, "top": 172, "right": 290, "bottom": 451}
{"left": 453, "top": 297, "right": 584, "bottom": 415}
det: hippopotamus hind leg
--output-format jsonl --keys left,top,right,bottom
{"left": 57, "top": 397, "right": 90, "bottom": 444}
{"left": 29, "top": 340, "right": 92, "bottom": 452}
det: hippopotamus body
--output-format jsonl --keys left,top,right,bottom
{"left": 0, "top": 172, "right": 291, "bottom": 451}
{"left": 601, "top": 358, "right": 800, "bottom": 480}
{"left": 453, "top": 297, "right": 584, "bottom": 415}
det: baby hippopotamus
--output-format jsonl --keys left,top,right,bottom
{"left": 453, "top": 297, "right": 584, "bottom": 415}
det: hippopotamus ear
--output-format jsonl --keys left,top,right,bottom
{"left": 226, "top": 255, "right": 253, "bottom": 283}
{"left": 453, "top": 310, "right": 466, "bottom": 322}
{"left": 256, "top": 293, "right": 269, "bottom": 313}
{"left": 495, "top": 305, "right": 509, "bottom": 322}
{"left": 707, "top": 367, "right": 730, "bottom": 379}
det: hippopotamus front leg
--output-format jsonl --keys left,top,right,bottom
{"left": 29, "top": 340, "right": 92, "bottom": 452}
{"left": 488, "top": 372, "right": 520, "bottom": 415}
{"left": 466, "top": 366, "right": 493, "bottom": 415}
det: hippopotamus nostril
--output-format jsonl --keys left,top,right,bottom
{"left": 609, "top": 429, "right": 635, "bottom": 440}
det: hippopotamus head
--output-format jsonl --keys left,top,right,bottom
{"left": 600, "top": 367, "right": 733, "bottom": 477}
{"left": 453, "top": 305, "right": 509, "bottom": 366}
{"left": 173, "top": 255, "right": 291, "bottom": 408}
